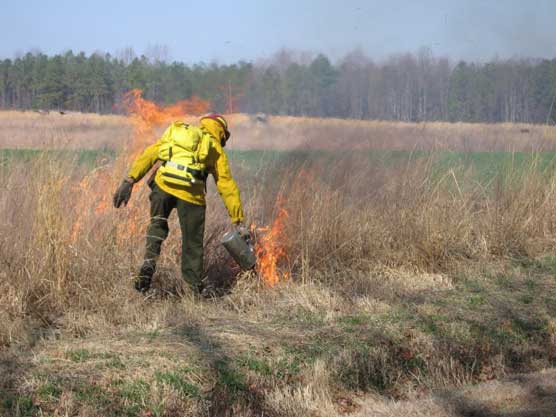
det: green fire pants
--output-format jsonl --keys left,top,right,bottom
{"left": 142, "top": 183, "right": 206, "bottom": 291}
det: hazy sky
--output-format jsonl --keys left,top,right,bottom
{"left": 1, "top": 0, "right": 555, "bottom": 63}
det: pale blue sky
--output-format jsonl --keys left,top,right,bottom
{"left": 1, "top": 0, "right": 555, "bottom": 62}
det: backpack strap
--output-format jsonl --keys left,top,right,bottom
{"left": 168, "top": 122, "right": 191, "bottom": 162}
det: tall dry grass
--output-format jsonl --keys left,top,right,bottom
{"left": 2, "top": 146, "right": 556, "bottom": 346}
{"left": 3, "top": 112, "right": 556, "bottom": 415}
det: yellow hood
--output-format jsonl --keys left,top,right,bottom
{"left": 200, "top": 118, "right": 225, "bottom": 142}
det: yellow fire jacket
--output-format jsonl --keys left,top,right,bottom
{"left": 127, "top": 122, "right": 244, "bottom": 224}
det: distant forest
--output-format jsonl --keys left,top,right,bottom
{"left": 1, "top": 48, "right": 556, "bottom": 123}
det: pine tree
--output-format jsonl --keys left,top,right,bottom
{"left": 38, "top": 55, "right": 66, "bottom": 110}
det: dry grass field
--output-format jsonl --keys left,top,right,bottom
{"left": 2, "top": 108, "right": 556, "bottom": 416}
{"left": 0, "top": 111, "right": 129, "bottom": 150}
{"left": 3, "top": 110, "right": 556, "bottom": 152}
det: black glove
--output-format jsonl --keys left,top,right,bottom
{"left": 113, "top": 178, "right": 134, "bottom": 208}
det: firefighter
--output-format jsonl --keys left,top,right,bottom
{"left": 113, "top": 114, "right": 248, "bottom": 294}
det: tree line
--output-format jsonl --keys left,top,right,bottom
{"left": 1, "top": 48, "right": 556, "bottom": 123}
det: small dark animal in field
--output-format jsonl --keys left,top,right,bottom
{"left": 520, "top": 128, "right": 530, "bottom": 134}
{"left": 59, "top": 111, "right": 66, "bottom": 115}
{"left": 252, "top": 113, "right": 268, "bottom": 124}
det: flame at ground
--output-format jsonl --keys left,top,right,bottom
{"left": 252, "top": 169, "right": 315, "bottom": 287}
{"left": 255, "top": 208, "right": 290, "bottom": 287}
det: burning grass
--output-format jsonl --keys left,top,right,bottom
{"left": 2, "top": 106, "right": 556, "bottom": 415}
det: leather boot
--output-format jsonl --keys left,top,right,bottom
{"left": 134, "top": 261, "right": 155, "bottom": 293}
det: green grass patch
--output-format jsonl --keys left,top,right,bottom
{"left": 72, "top": 381, "right": 113, "bottom": 412}
{"left": 2, "top": 148, "right": 556, "bottom": 180}
{"left": 228, "top": 149, "right": 556, "bottom": 171}
{"left": 154, "top": 370, "right": 201, "bottom": 399}
{"left": 65, "top": 348, "right": 91, "bottom": 362}
{"left": 468, "top": 294, "right": 486, "bottom": 307}
{"left": 0, "top": 148, "right": 115, "bottom": 168}
{"left": 214, "top": 359, "right": 248, "bottom": 398}
{"left": 146, "top": 329, "right": 161, "bottom": 340}
{"left": 238, "top": 351, "right": 274, "bottom": 377}
{"left": 238, "top": 347, "right": 304, "bottom": 382}
{"left": 337, "top": 314, "right": 368, "bottom": 327}
{"left": 104, "top": 355, "right": 126, "bottom": 370}
{"left": 2, "top": 395, "right": 38, "bottom": 417}
{"left": 515, "top": 255, "right": 556, "bottom": 275}
{"left": 36, "top": 380, "right": 62, "bottom": 402}
{"left": 117, "top": 379, "right": 150, "bottom": 411}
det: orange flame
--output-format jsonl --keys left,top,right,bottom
{"left": 121, "top": 89, "right": 211, "bottom": 157}
{"left": 255, "top": 208, "right": 290, "bottom": 287}
{"left": 70, "top": 90, "right": 211, "bottom": 244}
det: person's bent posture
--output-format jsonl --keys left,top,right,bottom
{"left": 113, "top": 114, "right": 247, "bottom": 294}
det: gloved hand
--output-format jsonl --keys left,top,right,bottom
{"left": 113, "top": 178, "right": 135, "bottom": 208}
{"left": 235, "top": 222, "right": 250, "bottom": 239}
